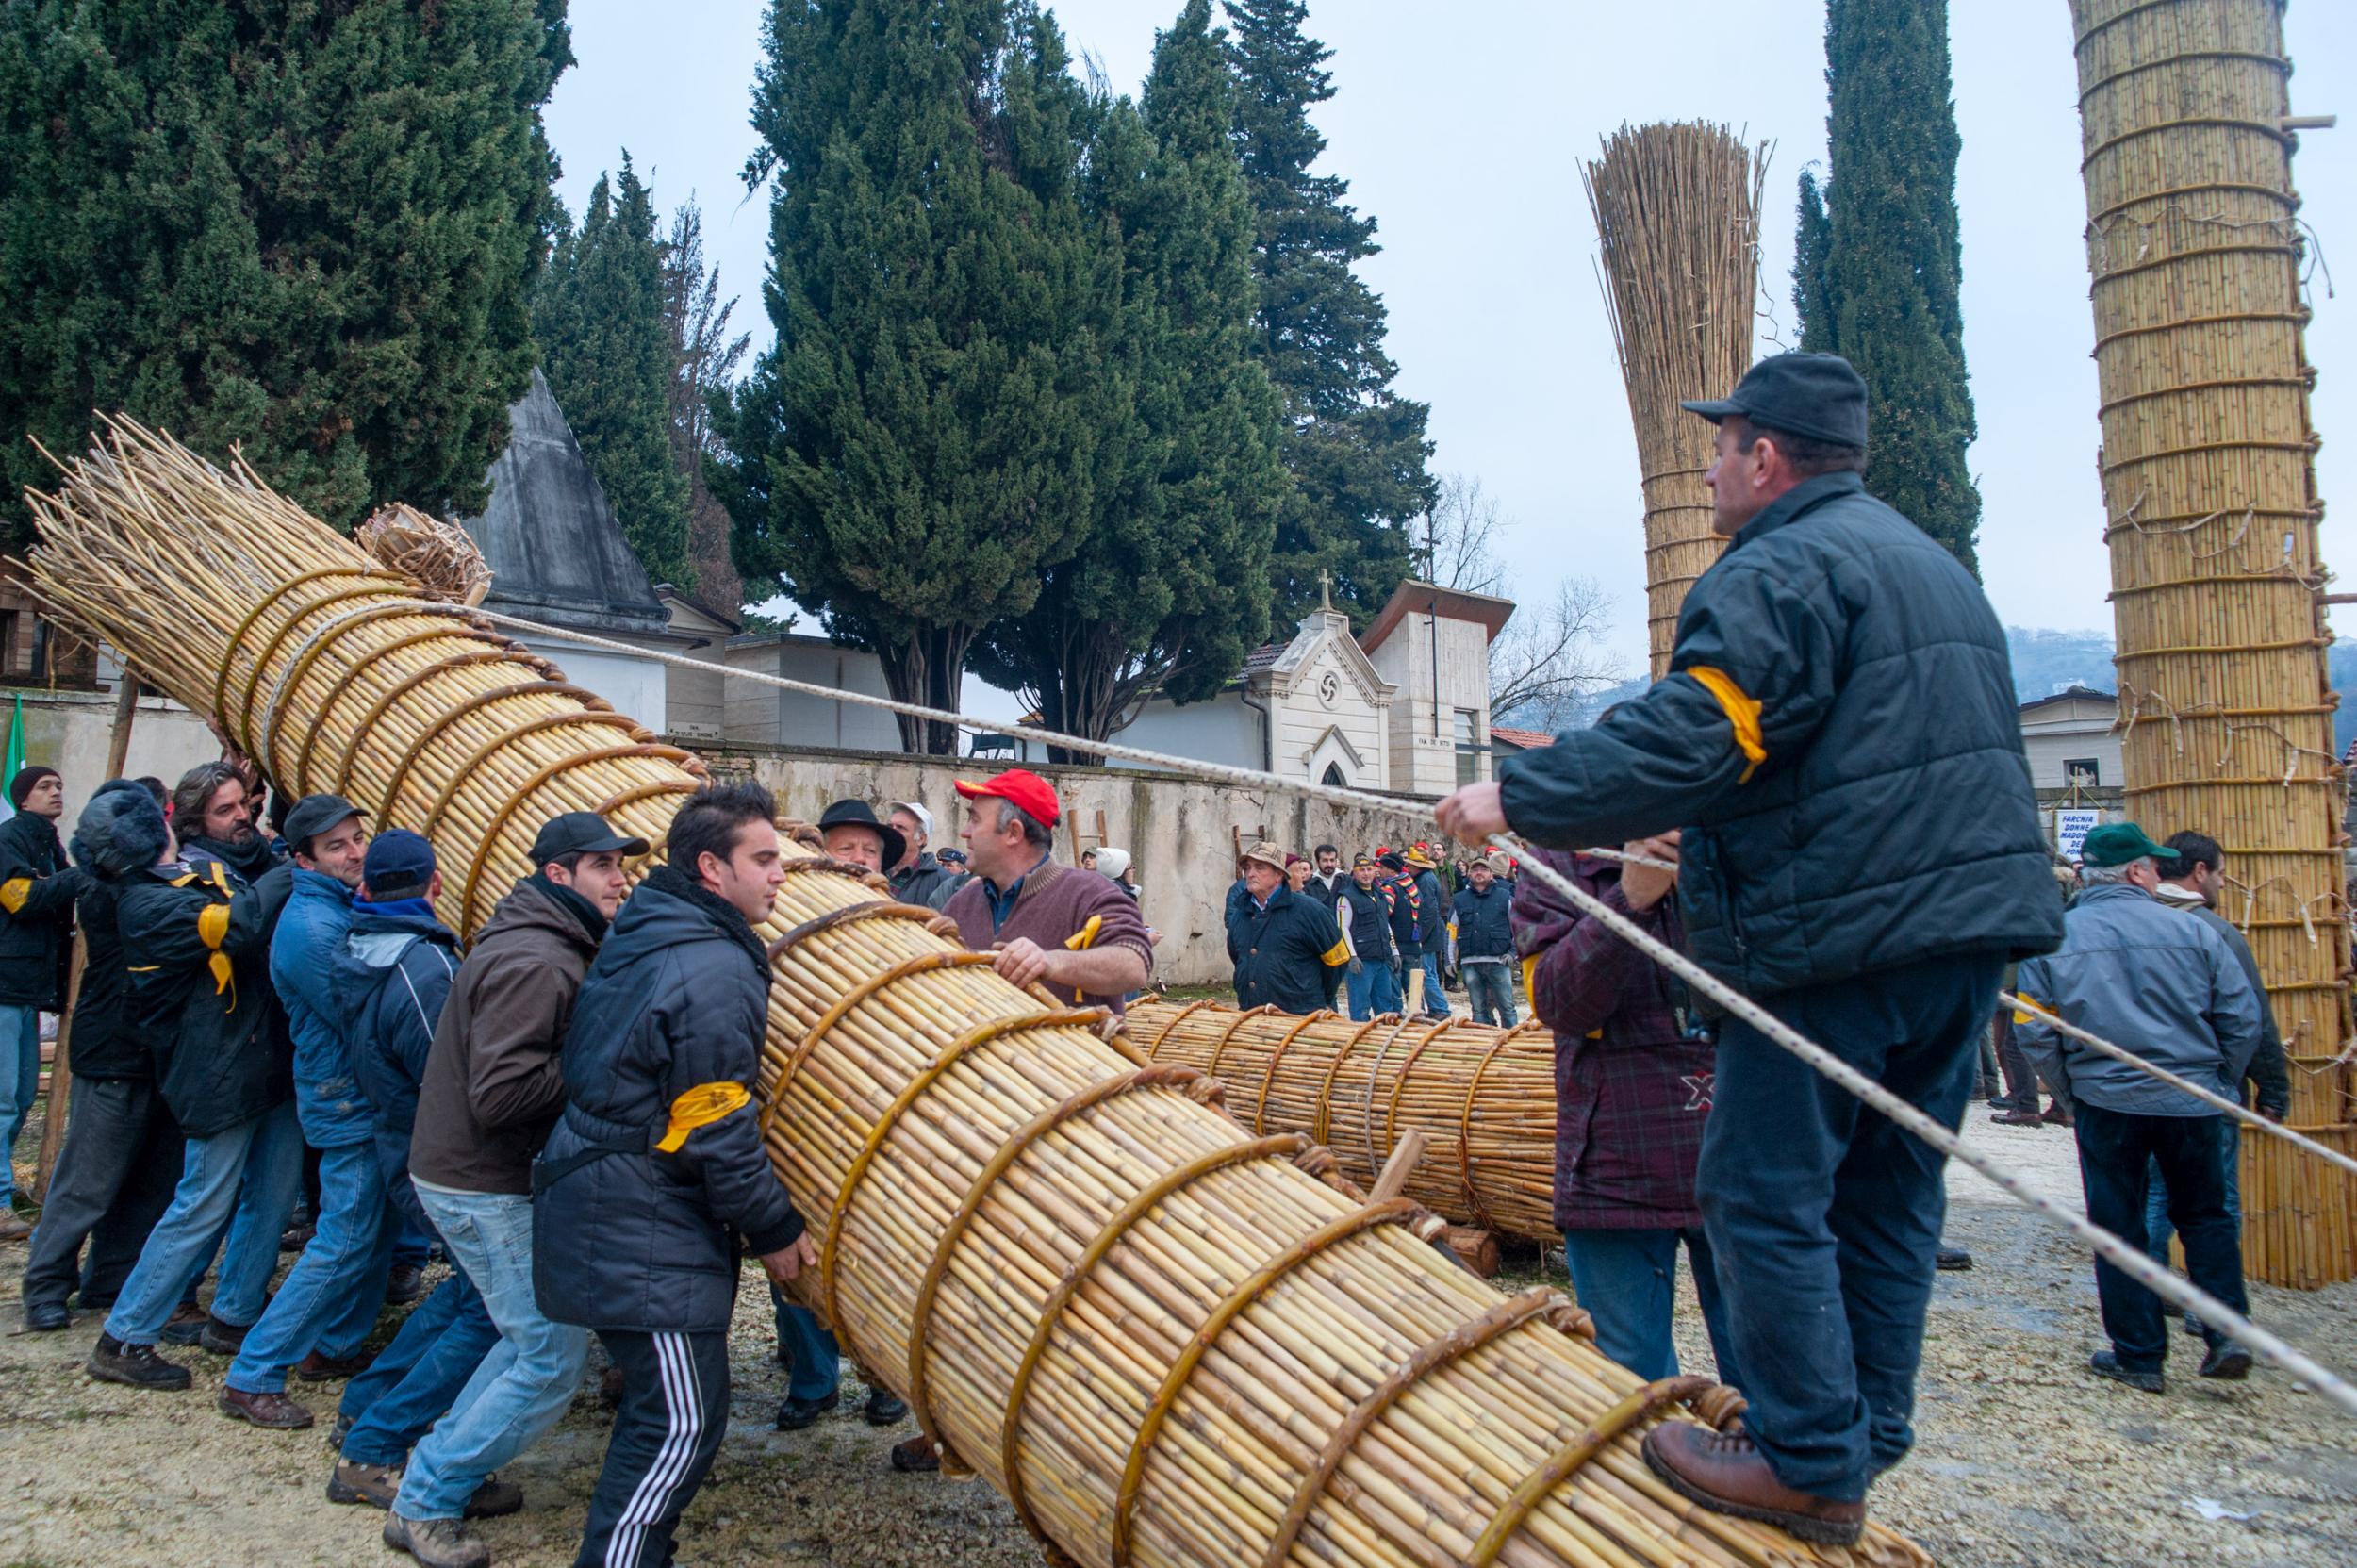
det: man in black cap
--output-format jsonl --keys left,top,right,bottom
{"left": 387, "top": 812, "right": 644, "bottom": 1568}
{"left": 1438, "top": 351, "right": 2062, "bottom": 1544}
{"left": 0, "top": 764, "right": 84, "bottom": 1237}
{"left": 816, "top": 798, "right": 905, "bottom": 877}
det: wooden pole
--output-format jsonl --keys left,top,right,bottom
{"left": 30, "top": 672, "right": 138, "bottom": 1203}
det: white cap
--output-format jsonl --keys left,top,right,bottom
{"left": 889, "top": 800, "right": 934, "bottom": 838}
{"left": 1096, "top": 846, "right": 1132, "bottom": 880}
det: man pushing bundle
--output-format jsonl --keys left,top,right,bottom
{"left": 1439, "top": 353, "right": 2062, "bottom": 1544}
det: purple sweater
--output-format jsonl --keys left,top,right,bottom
{"left": 944, "top": 857, "right": 1154, "bottom": 1015}
{"left": 1510, "top": 848, "right": 1714, "bottom": 1230}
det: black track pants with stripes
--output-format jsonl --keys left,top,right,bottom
{"left": 573, "top": 1329, "right": 730, "bottom": 1568}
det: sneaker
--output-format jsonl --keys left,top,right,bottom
{"left": 327, "top": 1459, "right": 404, "bottom": 1508}
{"left": 864, "top": 1389, "right": 909, "bottom": 1428}
{"left": 197, "top": 1313, "right": 250, "bottom": 1356}
{"left": 464, "top": 1475, "right": 523, "bottom": 1520}
{"left": 2198, "top": 1342, "right": 2254, "bottom": 1380}
{"left": 296, "top": 1346, "right": 378, "bottom": 1381}
{"left": 220, "top": 1385, "right": 316, "bottom": 1429}
{"left": 160, "top": 1301, "right": 210, "bottom": 1345}
{"left": 2088, "top": 1350, "right": 2165, "bottom": 1395}
{"left": 87, "top": 1334, "right": 192, "bottom": 1391}
{"left": 384, "top": 1513, "right": 490, "bottom": 1568}
{"left": 775, "top": 1392, "right": 839, "bottom": 1430}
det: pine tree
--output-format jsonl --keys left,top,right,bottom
{"left": 715, "top": 0, "right": 1116, "bottom": 753}
{"left": 535, "top": 158, "right": 692, "bottom": 588}
{"left": 1226, "top": 0, "right": 1434, "bottom": 625}
{"left": 659, "top": 199, "right": 751, "bottom": 617}
{"left": 1790, "top": 0, "right": 1981, "bottom": 572}
{"left": 0, "top": 0, "right": 569, "bottom": 549}
{"left": 968, "top": 0, "right": 1287, "bottom": 755}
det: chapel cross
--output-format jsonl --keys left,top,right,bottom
{"left": 1318, "top": 568, "right": 1333, "bottom": 611}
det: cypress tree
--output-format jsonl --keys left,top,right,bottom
{"left": 0, "top": 0, "right": 570, "bottom": 549}
{"left": 536, "top": 158, "right": 693, "bottom": 588}
{"left": 969, "top": 0, "right": 1286, "bottom": 754}
{"left": 1226, "top": 0, "right": 1434, "bottom": 625}
{"left": 1790, "top": 0, "right": 1981, "bottom": 572}
{"left": 659, "top": 198, "right": 751, "bottom": 615}
{"left": 716, "top": 0, "right": 1114, "bottom": 753}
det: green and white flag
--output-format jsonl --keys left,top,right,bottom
{"left": 0, "top": 692, "right": 22, "bottom": 823}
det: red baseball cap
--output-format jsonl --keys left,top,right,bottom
{"left": 953, "top": 768, "right": 1061, "bottom": 827}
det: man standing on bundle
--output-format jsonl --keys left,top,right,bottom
{"left": 0, "top": 766, "right": 87, "bottom": 1240}
{"left": 387, "top": 814, "right": 641, "bottom": 1568}
{"left": 1335, "top": 854, "right": 1399, "bottom": 1021}
{"left": 1228, "top": 841, "right": 1348, "bottom": 1015}
{"left": 1438, "top": 353, "right": 2061, "bottom": 1544}
{"left": 2014, "top": 822, "right": 2263, "bottom": 1393}
{"left": 221, "top": 794, "right": 379, "bottom": 1427}
{"left": 1453, "top": 854, "right": 1518, "bottom": 1027}
{"left": 886, "top": 801, "right": 958, "bottom": 908}
{"left": 536, "top": 783, "right": 812, "bottom": 1568}
{"left": 943, "top": 770, "right": 1152, "bottom": 1015}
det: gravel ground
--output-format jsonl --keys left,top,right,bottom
{"left": 3, "top": 1108, "right": 2351, "bottom": 1567}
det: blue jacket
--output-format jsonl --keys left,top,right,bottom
{"left": 1497, "top": 471, "right": 2062, "bottom": 996}
{"left": 340, "top": 899, "right": 461, "bottom": 1234}
{"left": 534, "top": 866, "right": 803, "bottom": 1335}
{"left": 1227, "top": 883, "right": 1348, "bottom": 1015}
{"left": 2013, "top": 882, "right": 2266, "bottom": 1118}
{"left": 1451, "top": 881, "right": 1514, "bottom": 961}
{"left": 271, "top": 868, "right": 366, "bottom": 1147}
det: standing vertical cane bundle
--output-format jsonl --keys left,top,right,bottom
{"left": 1582, "top": 124, "right": 1770, "bottom": 679}
{"left": 2069, "top": 0, "right": 2354, "bottom": 1282}
{"left": 25, "top": 420, "right": 1929, "bottom": 1567}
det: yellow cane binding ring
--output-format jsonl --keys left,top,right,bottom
{"left": 455, "top": 743, "right": 694, "bottom": 933}
{"left": 1464, "top": 1374, "right": 1722, "bottom": 1566}
{"left": 331, "top": 648, "right": 541, "bottom": 796}
{"left": 758, "top": 952, "right": 998, "bottom": 1143}
{"left": 1132, "top": 994, "right": 1212, "bottom": 1057}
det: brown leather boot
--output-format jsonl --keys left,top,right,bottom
{"left": 220, "top": 1385, "right": 316, "bottom": 1429}
{"left": 1640, "top": 1422, "right": 1865, "bottom": 1546}
{"left": 296, "top": 1346, "right": 378, "bottom": 1380}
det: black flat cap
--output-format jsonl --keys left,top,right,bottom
{"left": 529, "top": 811, "right": 651, "bottom": 866}
{"left": 283, "top": 793, "right": 365, "bottom": 854}
{"left": 816, "top": 798, "right": 906, "bottom": 870}
{"left": 1682, "top": 351, "right": 1869, "bottom": 450}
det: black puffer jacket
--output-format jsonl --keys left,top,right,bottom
{"left": 1498, "top": 471, "right": 2062, "bottom": 996}
{"left": 0, "top": 811, "right": 87, "bottom": 1008}
{"left": 115, "top": 857, "right": 294, "bottom": 1139}
{"left": 65, "top": 876, "right": 139, "bottom": 1079}
{"left": 533, "top": 866, "right": 803, "bottom": 1335}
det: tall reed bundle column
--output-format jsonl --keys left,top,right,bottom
{"left": 25, "top": 423, "right": 1928, "bottom": 1568}
{"left": 2069, "top": 0, "right": 2354, "bottom": 1285}
{"left": 1582, "top": 124, "right": 1768, "bottom": 679}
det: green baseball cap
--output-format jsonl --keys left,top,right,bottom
{"left": 2080, "top": 821, "right": 2172, "bottom": 868}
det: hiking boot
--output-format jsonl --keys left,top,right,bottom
{"left": 280, "top": 1220, "right": 314, "bottom": 1254}
{"left": 384, "top": 1263, "right": 427, "bottom": 1307}
{"left": 889, "top": 1434, "right": 942, "bottom": 1473}
{"left": 864, "top": 1389, "right": 910, "bottom": 1428}
{"left": 221, "top": 1385, "right": 316, "bottom": 1429}
{"left": 296, "top": 1346, "right": 378, "bottom": 1380}
{"left": 2088, "top": 1350, "right": 2165, "bottom": 1395}
{"left": 87, "top": 1334, "right": 192, "bottom": 1391}
{"left": 197, "top": 1314, "right": 251, "bottom": 1357}
{"left": 159, "top": 1301, "right": 209, "bottom": 1345}
{"left": 327, "top": 1459, "right": 403, "bottom": 1508}
{"left": 1640, "top": 1421, "right": 1865, "bottom": 1546}
{"left": 384, "top": 1513, "right": 490, "bottom": 1568}
{"left": 464, "top": 1475, "right": 523, "bottom": 1520}
{"left": 2198, "top": 1342, "right": 2253, "bottom": 1380}
{"left": 774, "top": 1391, "right": 838, "bottom": 1430}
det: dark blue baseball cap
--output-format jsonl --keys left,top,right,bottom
{"left": 362, "top": 828, "right": 437, "bottom": 895}
{"left": 1682, "top": 351, "right": 1870, "bottom": 450}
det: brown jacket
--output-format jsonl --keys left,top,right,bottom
{"left": 944, "top": 856, "right": 1153, "bottom": 1014}
{"left": 408, "top": 875, "right": 602, "bottom": 1195}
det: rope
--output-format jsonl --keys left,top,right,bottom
{"left": 368, "top": 598, "right": 2357, "bottom": 1419}
{"left": 2003, "top": 992, "right": 2357, "bottom": 1180}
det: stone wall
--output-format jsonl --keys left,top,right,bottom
{"left": 697, "top": 739, "right": 1445, "bottom": 986}
{"left": 0, "top": 685, "right": 223, "bottom": 826}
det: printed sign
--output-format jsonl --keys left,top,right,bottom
{"left": 2055, "top": 808, "right": 2101, "bottom": 861}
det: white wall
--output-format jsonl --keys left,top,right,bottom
{"left": 726, "top": 640, "right": 903, "bottom": 753}
{"left": 1113, "top": 690, "right": 1261, "bottom": 774}
{"left": 524, "top": 638, "right": 667, "bottom": 734}
{"left": 1367, "top": 609, "right": 1494, "bottom": 796}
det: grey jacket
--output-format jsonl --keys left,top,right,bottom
{"left": 2014, "top": 883, "right": 2265, "bottom": 1117}
{"left": 2155, "top": 887, "right": 2292, "bottom": 1117}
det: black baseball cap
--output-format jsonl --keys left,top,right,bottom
{"left": 1681, "top": 351, "right": 1869, "bottom": 450}
{"left": 528, "top": 811, "right": 651, "bottom": 866}
{"left": 283, "top": 793, "right": 365, "bottom": 855}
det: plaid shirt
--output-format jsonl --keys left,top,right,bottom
{"left": 1510, "top": 849, "right": 1715, "bottom": 1230}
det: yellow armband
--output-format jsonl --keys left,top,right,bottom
{"left": 198, "top": 901, "right": 233, "bottom": 995}
{"left": 1320, "top": 938, "right": 1350, "bottom": 967}
{"left": 0, "top": 877, "right": 30, "bottom": 914}
{"left": 656, "top": 1081, "right": 751, "bottom": 1152}
{"left": 1688, "top": 665, "right": 1766, "bottom": 784}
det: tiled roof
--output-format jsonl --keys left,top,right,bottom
{"left": 1491, "top": 727, "right": 1557, "bottom": 750}
{"left": 1241, "top": 642, "right": 1284, "bottom": 673}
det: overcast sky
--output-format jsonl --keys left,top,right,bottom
{"left": 544, "top": 0, "right": 2357, "bottom": 702}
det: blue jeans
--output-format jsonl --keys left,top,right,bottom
{"left": 0, "top": 1003, "right": 40, "bottom": 1207}
{"left": 1463, "top": 962, "right": 1518, "bottom": 1027}
{"left": 1698, "top": 953, "right": 1999, "bottom": 1503}
{"left": 1562, "top": 1226, "right": 1742, "bottom": 1388}
{"left": 2144, "top": 1120, "right": 2242, "bottom": 1268}
{"left": 1343, "top": 960, "right": 1400, "bottom": 1021}
{"left": 772, "top": 1288, "right": 842, "bottom": 1403}
{"left": 1419, "top": 953, "right": 1451, "bottom": 1016}
{"left": 228, "top": 1139, "right": 395, "bottom": 1392}
{"left": 339, "top": 1269, "right": 501, "bottom": 1465}
{"left": 397, "top": 1183, "right": 591, "bottom": 1522}
{"left": 104, "top": 1099, "right": 305, "bottom": 1344}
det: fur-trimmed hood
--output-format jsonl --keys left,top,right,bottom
{"left": 72, "top": 780, "right": 169, "bottom": 879}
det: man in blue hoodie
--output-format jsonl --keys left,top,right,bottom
{"left": 222, "top": 794, "right": 383, "bottom": 1428}
{"left": 322, "top": 831, "right": 508, "bottom": 1522}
